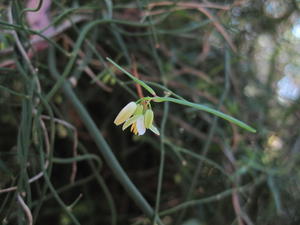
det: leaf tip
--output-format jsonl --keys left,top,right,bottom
{"left": 245, "top": 125, "right": 256, "bottom": 133}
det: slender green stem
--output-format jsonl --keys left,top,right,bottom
{"left": 140, "top": 96, "right": 256, "bottom": 133}
{"left": 161, "top": 97, "right": 255, "bottom": 132}
{"left": 52, "top": 154, "right": 102, "bottom": 165}
{"left": 40, "top": 157, "right": 81, "bottom": 225}
{"left": 78, "top": 143, "right": 117, "bottom": 225}
{"left": 164, "top": 141, "right": 229, "bottom": 178}
{"left": 20, "top": 0, "right": 43, "bottom": 22}
{"left": 160, "top": 175, "right": 265, "bottom": 217}
{"left": 154, "top": 102, "right": 169, "bottom": 223}
{"left": 175, "top": 49, "right": 231, "bottom": 224}
{"left": 106, "top": 57, "right": 157, "bottom": 96}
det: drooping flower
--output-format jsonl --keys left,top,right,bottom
{"left": 114, "top": 101, "right": 160, "bottom": 136}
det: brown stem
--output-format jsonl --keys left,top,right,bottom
{"left": 132, "top": 57, "right": 144, "bottom": 99}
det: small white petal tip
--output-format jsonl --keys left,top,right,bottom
{"left": 136, "top": 116, "right": 146, "bottom": 135}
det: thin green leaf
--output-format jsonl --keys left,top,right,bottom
{"left": 153, "top": 96, "right": 256, "bottom": 133}
{"left": 0, "top": 85, "right": 29, "bottom": 98}
{"left": 106, "top": 57, "right": 156, "bottom": 96}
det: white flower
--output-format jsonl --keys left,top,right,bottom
{"left": 114, "top": 102, "right": 160, "bottom": 136}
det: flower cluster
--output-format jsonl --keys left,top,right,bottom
{"left": 114, "top": 101, "right": 159, "bottom": 136}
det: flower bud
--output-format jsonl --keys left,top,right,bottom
{"left": 144, "top": 109, "right": 154, "bottom": 128}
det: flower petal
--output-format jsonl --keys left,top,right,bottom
{"left": 144, "top": 109, "right": 154, "bottom": 128}
{"left": 149, "top": 125, "right": 160, "bottom": 135}
{"left": 114, "top": 102, "right": 137, "bottom": 125}
{"left": 135, "top": 104, "right": 144, "bottom": 115}
{"left": 136, "top": 115, "right": 146, "bottom": 135}
{"left": 122, "top": 115, "right": 140, "bottom": 130}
